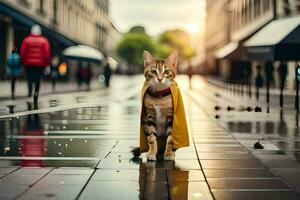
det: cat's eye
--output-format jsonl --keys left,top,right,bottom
{"left": 151, "top": 70, "right": 157, "bottom": 74}
{"left": 164, "top": 70, "right": 171, "bottom": 75}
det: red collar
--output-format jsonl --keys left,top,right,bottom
{"left": 147, "top": 87, "right": 171, "bottom": 97}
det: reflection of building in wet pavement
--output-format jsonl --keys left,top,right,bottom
{"left": 225, "top": 114, "right": 300, "bottom": 161}
{"left": 0, "top": 116, "right": 20, "bottom": 157}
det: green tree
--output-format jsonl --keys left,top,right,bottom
{"left": 159, "top": 29, "right": 195, "bottom": 59}
{"left": 129, "top": 26, "right": 146, "bottom": 34}
{"left": 116, "top": 32, "right": 156, "bottom": 70}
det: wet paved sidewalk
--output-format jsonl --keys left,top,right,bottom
{"left": 0, "top": 75, "right": 299, "bottom": 199}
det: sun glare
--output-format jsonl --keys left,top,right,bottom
{"left": 186, "top": 22, "right": 199, "bottom": 34}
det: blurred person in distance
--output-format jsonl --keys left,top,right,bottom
{"left": 79, "top": 62, "right": 92, "bottom": 90}
{"left": 187, "top": 61, "right": 193, "bottom": 89}
{"left": 6, "top": 47, "right": 22, "bottom": 100}
{"left": 50, "top": 55, "right": 59, "bottom": 92}
{"left": 103, "top": 60, "right": 112, "bottom": 87}
{"left": 20, "top": 24, "right": 51, "bottom": 105}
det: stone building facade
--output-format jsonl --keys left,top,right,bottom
{"left": 0, "top": 0, "right": 120, "bottom": 79}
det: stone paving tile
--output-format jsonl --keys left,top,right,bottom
{"left": 204, "top": 169, "right": 276, "bottom": 178}
{"left": 258, "top": 159, "right": 300, "bottom": 168}
{"left": 19, "top": 184, "right": 84, "bottom": 200}
{"left": 105, "top": 152, "right": 136, "bottom": 159}
{"left": 0, "top": 185, "right": 28, "bottom": 200}
{"left": 193, "top": 135, "right": 234, "bottom": 139}
{"left": 170, "top": 182, "right": 213, "bottom": 200}
{"left": 43, "top": 160, "right": 99, "bottom": 168}
{"left": 97, "top": 158, "right": 140, "bottom": 169}
{"left": 254, "top": 154, "right": 294, "bottom": 160}
{"left": 201, "top": 160, "right": 266, "bottom": 169}
{"left": 252, "top": 150, "right": 286, "bottom": 155}
{"left": 0, "top": 171, "right": 48, "bottom": 199}
{"left": 0, "top": 166, "right": 18, "bottom": 175}
{"left": 92, "top": 169, "right": 142, "bottom": 181}
{"left": 193, "top": 132, "right": 231, "bottom": 137}
{"left": 50, "top": 167, "right": 94, "bottom": 175}
{"left": 191, "top": 128, "right": 226, "bottom": 133}
{"left": 194, "top": 139, "right": 240, "bottom": 145}
{"left": 37, "top": 174, "right": 90, "bottom": 185}
{"left": 14, "top": 167, "right": 53, "bottom": 175}
{"left": 207, "top": 178, "right": 290, "bottom": 190}
{"left": 145, "top": 169, "right": 167, "bottom": 182}
{"left": 272, "top": 168, "right": 300, "bottom": 178}
{"left": 167, "top": 170, "right": 205, "bottom": 181}
{"left": 0, "top": 160, "right": 18, "bottom": 167}
{"left": 286, "top": 151, "right": 300, "bottom": 161}
{"left": 212, "top": 191, "right": 300, "bottom": 200}
{"left": 0, "top": 173, "right": 45, "bottom": 185}
{"left": 79, "top": 181, "right": 140, "bottom": 200}
{"left": 196, "top": 145, "right": 248, "bottom": 153}
{"left": 197, "top": 152, "right": 256, "bottom": 160}
{"left": 143, "top": 181, "right": 169, "bottom": 195}
{"left": 190, "top": 122, "right": 221, "bottom": 127}
{"left": 111, "top": 145, "right": 140, "bottom": 153}
{"left": 284, "top": 178, "right": 300, "bottom": 192}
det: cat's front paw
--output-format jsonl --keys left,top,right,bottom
{"left": 147, "top": 154, "right": 157, "bottom": 161}
{"left": 164, "top": 152, "right": 175, "bottom": 161}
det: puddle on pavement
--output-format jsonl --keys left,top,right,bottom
{"left": 220, "top": 113, "right": 300, "bottom": 162}
{"left": 0, "top": 105, "right": 141, "bottom": 167}
{"left": 82, "top": 159, "right": 209, "bottom": 199}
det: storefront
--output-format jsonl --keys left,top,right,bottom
{"left": 215, "top": 42, "right": 251, "bottom": 83}
{"left": 244, "top": 16, "right": 300, "bottom": 89}
{"left": 0, "top": 2, "right": 76, "bottom": 80}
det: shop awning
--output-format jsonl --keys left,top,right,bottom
{"left": 215, "top": 42, "right": 239, "bottom": 60}
{"left": 0, "top": 2, "right": 76, "bottom": 47}
{"left": 244, "top": 16, "right": 300, "bottom": 61}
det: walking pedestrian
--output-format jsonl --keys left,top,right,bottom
{"left": 50, "top": 55, "right": 59, "bottom": 92}
{"left": 6, "top": 47, "right": 22, "bottom": 100}
{"left": 278, "top": 61, "right": 288, "bottom": 110}
{"left": 76, "top": 65, "right": 83, "bottom": 89}
{"left": 103, "top": 61, "right": 112, "bottom": 87}
{"left": 20, "top": 24, "right": 51, "bottom": 105}
{"left": 255, "top": 65, "right": 263, "bottom": 100}
{"left": 255, "top": 65, "right": 263, "bottom": 112}
{"left": 187, "top": 62, "right": 193, "bottom": 89}
{"left": 265, "top": 61, "right": 274, "bottom": 113}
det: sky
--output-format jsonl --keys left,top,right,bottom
{"left": 109, "top": 0, "right": 206, "bottom": 36}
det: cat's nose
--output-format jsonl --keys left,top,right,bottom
{"left": 157, "top": 78, "right": 162, "bottom": 82}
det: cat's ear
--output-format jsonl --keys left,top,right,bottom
{"left": 143, "top": 51, "right": 155, "bottom": 66}
{"left": 166, "top": 50, "right": 178, "bottom": 68}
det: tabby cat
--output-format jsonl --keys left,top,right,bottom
{"left": 142, "top": 50, "right": 178, "bottom": 161}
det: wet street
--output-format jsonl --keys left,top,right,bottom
{"left": 0, "top": 75, "right": 300, "bottom": 199}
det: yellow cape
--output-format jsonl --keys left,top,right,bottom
{"left": 140, "top": 81, "right": 189, "bottom": 152}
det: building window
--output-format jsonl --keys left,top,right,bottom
{"left": 37, "top": 0, "right": 46, "bottom": 16}
{"left": 18, "top": 0, "right": 31, "bottom": 7}
{"left": 53, "top": 0, "right": 58, "bottom": 24}
{"left": 254, "top": 0, "right": 260, "bottom": 17}
{"left": 263, "top": 0, "right": 270, "bottom": 12}
{"left": 283, "top": 0, "right": 291, "bottom": 16}
{"left": 297, "top": 5, "right": 300, "bottom": 13}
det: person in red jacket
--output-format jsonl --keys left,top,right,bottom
{"left": 20, "top": 24, "right": 51, "bottom": 105}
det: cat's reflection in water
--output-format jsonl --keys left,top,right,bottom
{"left": 138, "top": 160, "right": 190, "bottom": 200}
